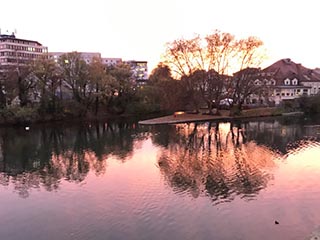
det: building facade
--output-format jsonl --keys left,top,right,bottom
{"left": 0, "top": 33, "right": 47, "bottom": 67}
{"left": 49, "top": 52, "right": 101, "bottom": 64}
{"left": 102, "top": 57, "right": 122, "bottom": 66}
{"left": 125, "top": 60, "right": 148, "bottom": 85}
{"left": 247, "top": 59, "right": 320, "bottom": 106}
{"left": 49, "top": 52, "right": 122, "bottom": 67}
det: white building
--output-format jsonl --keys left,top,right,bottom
{"left": 49, "top": 52, "right": 122, "bottom": 66}
{"left": 49, "top": 52, "right": 101, "bottom": 64}
{"left": 246, "top": 59, "right": 320, "bottom": 106}
{"left": 265, "top": 59, "right": 320, "bottom": 105}
{"left": 0, "top": 33, "right": 47, "bottom": 67}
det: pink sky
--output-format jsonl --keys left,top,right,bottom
{"left": 1, "top": 0, "right": 319, "bottom": 72}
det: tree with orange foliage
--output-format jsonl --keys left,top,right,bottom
{"left": 162, "top": 30, "right": 266, "bottom": 115}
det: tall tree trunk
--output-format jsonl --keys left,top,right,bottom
{"left": 0, "top": 83, "right": 6, "bottom": 108}
{"left": 95, "top": 84, "right": 99, "bottom": 116}
{"left": 18, "top": 77, "right": 28, "bottom": 107}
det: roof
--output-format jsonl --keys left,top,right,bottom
{"left": 262, "top": 58, "right": 320, "bottom": 83}
{"left": 233, "top": 67, "right": 261, "bottom": 78}
{"left": 0, "top": 34, "right": 43, "bottom": 46}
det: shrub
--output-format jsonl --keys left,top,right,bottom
{"left": 298, "top": 95, "right": 320, "bottom": 115}
{"left": 126, "top": 101, "right": 160, "bottom": 115}
{"left": 0, "top": 106, "right": 40, "bottom": 124}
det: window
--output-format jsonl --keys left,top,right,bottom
{"left": 254, "top": 79, "right": 261, "bottom": 85}
{"left": 292, "top": 79, "right": 298, "bottom": 85}
{"left": 284, "top": 79, "right": 290, "bottom": 85}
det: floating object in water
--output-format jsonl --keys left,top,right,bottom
{"left": 25, "top": 126, "right": 30, "bottom": 131}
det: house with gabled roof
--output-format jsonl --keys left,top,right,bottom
{"left": 247, "top": 58, "right": 320, "bottom": 105}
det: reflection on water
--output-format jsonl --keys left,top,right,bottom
{"left": 0, "top": 117, "right": 319, "bottom": 201}
{"left": 157, "top": 122, "right": 276, "bottom": 203}
{"left": 1, "top": 116, "right": 320, "bottom": 239}
{"left": 0, "top": 121, "right": 148, "bottom": 198}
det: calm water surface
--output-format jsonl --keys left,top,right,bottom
{"left": 0, "top": 117, "right": 320, "bottom": 240}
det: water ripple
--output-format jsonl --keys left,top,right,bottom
{"left": 285, "top": 139, "right": 320, "bottom": 158}
{"left": 157, "top": 137, "right": 275, "bottom": 204}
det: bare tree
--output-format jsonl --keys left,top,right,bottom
{"left": 230, "top": 68, "right": 263, "bottom": 115}
{"left": 163, "top": 36, "right": 208, "bottom": 112}
{"left": 162, "top": 30, "right": 266, "bottom": 115}
{"left": 229, "top": 37, "right": 265, "bottom": 115}
{"left": 164, "top": 35, "right": 206, "bottom": 78}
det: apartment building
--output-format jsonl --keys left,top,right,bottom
{"left": 125, "top": 60, "right": 148, "bottom": 85}
{"left": 0, "top": 33, "right": 47, "bottom": 67}
{"left": 49, "top": 52, "right": 100, "bottom": 64}
{"left": 49, "top": 52, "right": 122, "bottom": 66}
{"left": 102, "top": 57, "right": 122, "bottom": 66}
{"left": 49, "top": 53, "right": 147, "bottom": 84}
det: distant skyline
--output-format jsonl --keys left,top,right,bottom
{"left": 1, "top": 0, "right": 319, "bottom": 73}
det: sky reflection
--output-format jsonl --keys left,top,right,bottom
{"left": 0, "top": 118, "right": 319, "bottom": 202}
{"left": 1, "top": 119, "right": 320, "bottom": 239}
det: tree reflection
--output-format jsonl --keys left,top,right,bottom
{"left": 241, "top": 117, "right": 320, "bottom": 154}
{"left": 0, "top": 121, "right": 146, "bottom": 198}
{"left": 1, "top": 117, "right": 317, "bottom": 199}
{"left": 156, "top": 122, "right": 277, "bottom": 204}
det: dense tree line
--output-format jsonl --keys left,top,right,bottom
{"left": 0, "top": 30, "right": 273, "bottom": 123}
{"left": 0, "top": 52, "right": 145, "bottom": 121}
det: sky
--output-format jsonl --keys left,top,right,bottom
{"left": 1, "top": 0, "right": 319, "bottom": 73}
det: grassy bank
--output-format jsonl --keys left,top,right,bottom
{"left": 237, "top": 107, "right": 282, "bottom": 118}
{"left": 0, "top": 105, "right": 304, "bottom": 127}
{"left": 0, "top": 105, "right": 168, "bottom": 127}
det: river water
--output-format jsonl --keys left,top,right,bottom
{"left": 0, "top": 116, "right": 320, "bottom": 240}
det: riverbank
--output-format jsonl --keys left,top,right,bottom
{"left": 0, "top": 106, "right": 169, "bottom": 128}
{"left": 0, "top": 106, "right": 304, "bottom": 127}
{"left": 138, "top": 107, "right": 302, "bottom": 125}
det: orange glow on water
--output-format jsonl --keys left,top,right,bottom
{"left": 1, "top": 120, "right": 320, "bottom": 240}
